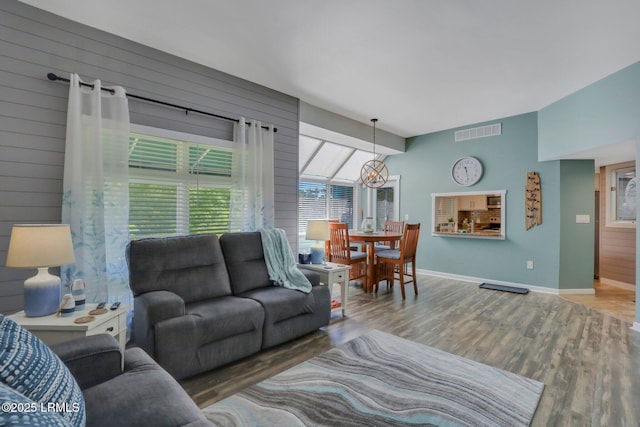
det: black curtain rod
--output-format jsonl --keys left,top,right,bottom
{"left": 46, "top": 73, "right": 276, "bottom": 132}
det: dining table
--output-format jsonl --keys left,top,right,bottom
{"left": 349, "top": 230, "right": 403, "bottom": 293}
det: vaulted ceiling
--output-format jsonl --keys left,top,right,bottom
{"left": 20, "top": 0, "right": 640, "bottom": 138}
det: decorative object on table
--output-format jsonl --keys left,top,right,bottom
{"left": 305, "top": 219, "right": 330, "bottom": 264}
{"left": 360, "top": 118, "right": 389, "bottom": 188}
{"left": 298, "top": 252, "right": 310, "bottom": 264}
{"left": 59, "top": 293, "right": 76, "bottom": 317}
{"left": 525, "top": 171, "right": 542, "bottom": 230}
{"left": 88, "top": 308, "right": 108, "bottom": 315}
{"left": 451, "top": 156, "right": 483, "bottom": 186}
{"left": 5, "top": 224, "right": 75, "bottom": 317}
{"left": 71, "top": 278, "right": 86, "bottom": 310}
{"left": 73, "top": 315, "right": 95, "bottom": 324}
{"left": 361, "top": 216, "right": 374, "bottom": 233}
{"left": 204, "top": 330, "right": 544, "bottom": 426}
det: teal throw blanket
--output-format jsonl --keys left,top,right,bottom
{"left": 259, "top": 228, "right": 312, "bottom": 293}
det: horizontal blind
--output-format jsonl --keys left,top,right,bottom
{"left": 129, "top": 132, "right": 232, "bottom": 239}
{"left": 298, "top": 181, "right": 328, "bottom": 233}
{"left": 189, "top": 187, "right": 231, "bottom": 235}
{"left": 188, "top": 144, "right": 232, "bottom": 235}
{"left": 435, "top": 196, "right": 455, "bottom": 224}
{"left": 299, "top": 181, "right": 327, "bottom": 252}
{"left": 129, "top": 136, "right": 177, "bottom": 171}
{"left": 298, "top": 180, "right": 355, "bottom": 251}
{"left": 329, "top": 184, "right": 354, "bottom": 228}
{"left": 129, "top": 182, "right": 178, "bottom": 238}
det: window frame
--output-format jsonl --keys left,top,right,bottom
{"left": 298, "top": 177, "right": 360, "bottom": 252}
{"left": 128, "top": 124, "right": 234, "bottom": 238}
{"left": 604, "top": 161, "right": 636, "bottom": 229}
{"left": 363, "top": 175, "right": 401, "bottom": 230}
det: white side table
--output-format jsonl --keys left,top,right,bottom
{"left": 299, "top": 263, "right": 351, "bottom": 316}
{"left": 8, "top": 303, "right": 128, "bottom": 350}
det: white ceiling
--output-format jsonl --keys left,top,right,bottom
{"left": 20, "top": 0, "right": 640, "bottom": 139}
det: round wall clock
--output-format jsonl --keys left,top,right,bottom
{"left": 452, "top": 156, "right": 483, "bottom": 186}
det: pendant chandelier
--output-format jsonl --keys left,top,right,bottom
{"left": 360, "top": 118, "right": 389, "bottom": 188}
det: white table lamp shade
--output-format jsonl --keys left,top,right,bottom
{"left": 6, "top": 224, "right": 75, "bottom": 317}
{"left": 6, "top": 224, "right": 75, "bottom": 268}
{"left": 305, "top": 220, "right": 329, "bottom": 264}
{"left": 305, "top": 220, "right": 330, "bottom": 241}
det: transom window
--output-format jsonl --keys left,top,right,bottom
{"left": 299, "top": 135, "right": 384, "bottom": 182}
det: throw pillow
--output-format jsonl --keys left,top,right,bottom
{"left": 0, "top": 382, "right": 72, "bottom": 427}
{"left": 0, "top": 315, "right": 85, "bottom": 427}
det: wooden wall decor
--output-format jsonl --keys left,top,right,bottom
{"left": 525, "top": 172, "right": 542, "bottom": 230}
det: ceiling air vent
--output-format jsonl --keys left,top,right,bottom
{"left": 454, "top": 123, "right": 501, "bottom": 142}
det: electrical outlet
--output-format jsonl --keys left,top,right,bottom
{"left": 527, "top": 260, "right": 534, "bottom": 270}
{"left": 404, "top": 214, "right": 409, "bottom": 221}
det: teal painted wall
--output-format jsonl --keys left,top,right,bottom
{"left": 538, "top": 60, "right": 639, "bottom": 320}
{"left": 538, "top": 61, "right": 640, "bottom": 160}
{"left": 385, "top": 112, "right": 566, "bottom": 289}
{"left": 559, "top": 160, "right": 595, "bottom": 290}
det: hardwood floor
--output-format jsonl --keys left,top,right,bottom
{"left": 561, "top": 280, "right": 636, "bottom": 324}
{"left": 181, "top": 275, "right": 640, "bottom": 426}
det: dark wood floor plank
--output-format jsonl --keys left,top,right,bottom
{"left": 180, "top": 275, "right": 640, "bottom": 426}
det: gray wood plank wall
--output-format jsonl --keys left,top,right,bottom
{"left": 0, "top": 0, "right": 300, "bottom": 314}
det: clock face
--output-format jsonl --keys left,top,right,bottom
{"left": 452, "top": 157, "right": 483, "bottom": 186}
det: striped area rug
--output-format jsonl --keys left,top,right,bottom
{"left": 203, "top": 330, "right": 544, "bottom": 426}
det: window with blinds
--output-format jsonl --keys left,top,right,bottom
{"left": 435, "top": 196, "right": 456, "bottom": 224}
{"left": 298, "top": 180, "right": 354, "bottom": 251}
{"left": 128, "top": 133, "right": 232, "bottom": 239}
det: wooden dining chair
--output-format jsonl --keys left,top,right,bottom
{"left": 375, "top": 223, "right": 421, "bottom": 299}
{"left": 327, "top": 222, "right": 368, "bottom": 290}
{"left": 375, "top": 220, "right": 405, "bottom": 251}
{"left": 324, "top": 219, "right": 341, "bottom": 258}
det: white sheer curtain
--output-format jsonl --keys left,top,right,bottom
{"left": 61, "top": 74, "right": 131, "bottom": 309}
{"left": 230, "top": 118, "right": 275, "bottom": 231}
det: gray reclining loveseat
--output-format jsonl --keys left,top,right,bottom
{"left": 126, "top": 232, "right": 331, "bottom": 379}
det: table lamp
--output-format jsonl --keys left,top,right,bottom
{"left": 6, "top": 224, "right": 75, "bottom": 317}
{"left": 305, "top": 220, "right": 329, "bottom": 264}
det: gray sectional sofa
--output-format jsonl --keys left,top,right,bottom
{"left": 0, "top": 314, "right": 212, "bottom": 427}
{"left": 52, "top": 334, "right": 212, "bottom": 427}
{"left": 126, "top": 232, "right": 331, "bottom": 380}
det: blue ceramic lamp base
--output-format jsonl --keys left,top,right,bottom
{"left": 309, "top": 245, "right": 325, "bottom": 264}
{"left": 23, "top": 267, "right": 61, "bottom": 317}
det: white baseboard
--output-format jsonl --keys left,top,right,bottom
{"left": 417, "top": 269, "right": 594, "bottom": 295}
{"left": 631, "top": 322, "right": 640, "bottom": 334}
{"left": 558, "top": 288, "right": 596, "bottom": 295}
{"left": 599, "top": 277, "right": 636, "bottom": 291}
